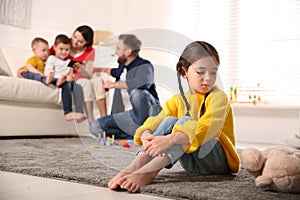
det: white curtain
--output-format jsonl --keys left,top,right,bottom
{"left": 0, "top": 0, "right": 32, "bottom": 29}
{"left": 167, "top": 0, "right": 300, "bottom": 102}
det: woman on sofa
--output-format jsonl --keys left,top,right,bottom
{"left": 49, "top": 25, "right": 107, "bottom": 124}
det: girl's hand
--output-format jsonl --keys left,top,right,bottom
{"left": 145, "top": 134, "right": 174, "bottom": 157}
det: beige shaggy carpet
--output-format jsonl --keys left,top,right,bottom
{"left": 0, "top": 137, "right": 299, "bottom": 200}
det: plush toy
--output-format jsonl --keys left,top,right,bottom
{"left": 241, "top": 146, "right": 300, "bottom": 193}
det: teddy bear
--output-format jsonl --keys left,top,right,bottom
{"left": 241, "top": 146, "right": 300, "bottom": 193}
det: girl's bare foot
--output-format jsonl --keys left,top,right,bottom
{"left": 56, "top": 76, "right": 66, "bottom": 87}
{"left": 108, "top": 151, "right": 152, "bottom": 190}
{"left": 120, "top": 171, "right": 159, "bottom": 193}
{"left": 45, "top": 72, "right": 54, "bottom": 85}
{"left": 118, "top": 154, "right": 170, "bottom": 192}
{"left": 108, "top": 171, "right": 130, "bottom": 190}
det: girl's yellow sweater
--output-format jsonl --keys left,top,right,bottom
{"left": 134, "top": 86, "right": 240, "bottom": 173}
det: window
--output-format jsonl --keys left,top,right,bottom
{"left": 167, "top": 0, "right": 300, "bottom": 102}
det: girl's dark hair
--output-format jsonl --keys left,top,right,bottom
{"left": 54, "top": 34, "right": 71, "bottom": 46}
{"left": 74, "top": 25, "right": 94, "bottom": 46}
{"left": 176, "top": 41, "right": 220, "bottom": 116}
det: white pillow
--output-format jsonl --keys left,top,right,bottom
{"left": 0, "top": 47, "right": 31, "bottom": 77}
{"left": 0, "top": 48, "right": 12, "bottom": 76}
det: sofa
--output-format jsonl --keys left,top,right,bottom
{"left": 0, "top": 29, "right": 123, "bottom": 137}
{"left": 0, "top": 46, "right": 89, "bottom": 137}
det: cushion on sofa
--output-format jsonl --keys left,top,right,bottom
{"left": 0, "top": 47, "right": 31, "bottom": 77}
{"left": 0, "top": 67, "right": 10, "bottom": 76}
{"left": 0, "top": 76, "right": 61, "bottom": 105}
{"left": 0, "top": 49, "right": 13, "bottom": 76}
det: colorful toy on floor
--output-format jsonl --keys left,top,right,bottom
{"left": 123, "top": 143, "right": 131, "bottom": 148}
{"left": 96, "top": 132, "right": 135, "bottom": 148}
{"left": 118, "top": 139, "right": 135, "bottom": 148}
{"left": 241, "top": 146, "right": 300, "bottom": 193}
{"left": 89, "top": 145, "right": 101, "bottom": 148}
{"left": 96, "top": 132, "right": 117, "bottom": 146}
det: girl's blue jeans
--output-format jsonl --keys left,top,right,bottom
{"left": 143, "top": 116, "right": 230, "bottom": 175}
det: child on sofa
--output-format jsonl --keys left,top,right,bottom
{"left": 44, "top": 34, "right": 86, "bottom": 122}
{"left": 17, "top": 37, "right": 65, "bottom": 87}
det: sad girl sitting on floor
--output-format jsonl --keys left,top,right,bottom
{"left": 108, "top": 41, "right": 240, "bottom": 193}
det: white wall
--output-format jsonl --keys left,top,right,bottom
{"left": 0, "top": 0, "right": 169, "bottom": 49}
{"left": 233, "top": 104, "right": 300, "bottom": 146}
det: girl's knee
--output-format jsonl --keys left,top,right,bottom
{"left": 176, "top": 116, "right": 193, "bottom": 125}
{"left": 161, "top": 116, "right": 178, "bottom": 123}
{"left": 153, "top": 116, "right": 178, "bottom": 137}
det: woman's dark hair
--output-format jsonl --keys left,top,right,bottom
{"left": 176, "top": 41, "right": 220, "bottom": 116}
{"left": 74, "top": 25, "right": 94, "bottom": 46}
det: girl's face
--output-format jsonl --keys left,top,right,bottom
{"left": 54, "top": 43, "right": 70, "bottom": 60}
{"left": 71, "top": 31, "right": 87, "bottom": 49}
{"left": 184, "top": 56, "right": 219, "bottom": 94}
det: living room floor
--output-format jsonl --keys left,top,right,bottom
{"left": 0, "top": 171, "right": 171, "bottom": 200}
{"left": 0, "top": 142, "right": 275, "bottom": 200}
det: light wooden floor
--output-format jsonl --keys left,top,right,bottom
{"left": 0, "top": 171, "right": 171, "bottom": 200}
